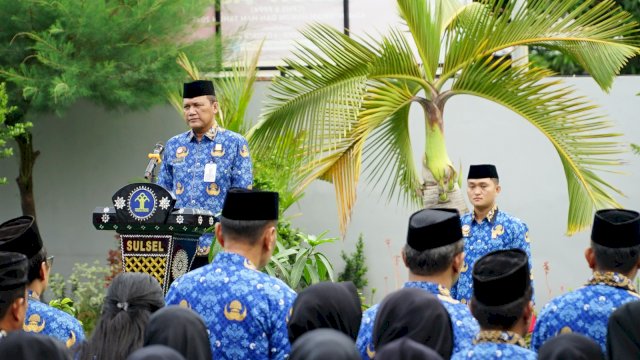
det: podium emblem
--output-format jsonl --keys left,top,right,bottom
{"left": 128, "top": 186, "right": 157, "bottom": 221}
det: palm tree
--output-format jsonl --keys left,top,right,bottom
{"left": 248, "top": 0, "right": 639, "bottom": 236}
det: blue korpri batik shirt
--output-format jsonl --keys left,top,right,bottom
{"left": 165, "top": 252, "right": 297, "bottom": 360}
{"left": 24, "top": 292, "right": 85, "bottom": 349}
{"left": 532, "top": 271, "right": 640, "bottom": 353}
{"left": 157, "top": 127, "right": 253, "bottom": 254}
{"left": 356, "top": 282, "right": 479, "bottom": 359}
{"left": 451, "top": 207, "right": 533, "bottom": 304}
{"left": 451, "top": 331, "right": 536, "bottom": 360}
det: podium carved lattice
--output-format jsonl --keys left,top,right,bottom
{"left": 124, "top": 256, "right": 167, "bottom": 286}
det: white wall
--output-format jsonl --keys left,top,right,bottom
{"left": 0, "top": 76, "right": 638, "bottom": 310}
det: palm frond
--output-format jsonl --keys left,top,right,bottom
{"left": 248, "top": 24, "right": 376, "bottom": 159}
{"left": 451, "top": 56, "right": 625, "bottom": 234}
{"left": 214, "top": 41, "right": 263, "bottom": 134}
{"left": 441, "top": 0, "right": 639, "bottom": 90}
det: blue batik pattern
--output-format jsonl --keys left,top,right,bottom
{"left": 24, "top": 295, "right": 85, "bottom": 348}
{"left": 451, "top": 207, "right": 533, "bottom": 304}
{"left": 531, "top": 272, "right": 640, "bottom": 353}
{"left": 157, "top": 127, "right": 253, "bottom": 252}
{"left": 452, "top": 342, "right": 537, "bottom": 359}
{"left": 165, "top": 252, "right": 297, "bottom": 360}
{"left": 356, "top": 281, "right": 479, "bottom": 359}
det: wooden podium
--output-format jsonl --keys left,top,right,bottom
{"left": 92, "top": 183, "right": 214, "bottom": 293}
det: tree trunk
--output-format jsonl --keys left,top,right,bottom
{"left": 421, "top": 161, "right": 468, "bottom": 214}
{"left": 14, "top": 131, "right": 39, "bottom": 218}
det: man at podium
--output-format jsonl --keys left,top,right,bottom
{"left": 157, "top": 80, "right": 253, "bottom": 267}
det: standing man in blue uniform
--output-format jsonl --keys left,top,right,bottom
{"left": 165, "top": 189, "right": 296, "bottom": 360}
{"left": 0, "top": 252, "right": 29, "bottom": 340}
{"left": 452, "top": 249, "right": 536, "bottom": 359}
{"left": 532, "top": 209, "right": 640, "bottom": 353}
{"left": 451, "top": 164, "right": 532, "bottom": 304}
{"left": 157, "top": 80, "right": 253, "bottom": 267}
{"left": 357, "top": 208, "right": 479, "bottom": 359}
{"left": 0, "top": 216, "right": 85, "bottom": 348}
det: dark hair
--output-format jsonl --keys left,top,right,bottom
{"left": 591, "top": 241, "right": 640, "bottom": 274}
{"left": 206, "top": 95, "right": 217, "bottom": 104}
{"left": 77, "top": 272, "right": 165, "bottom": 360}
{"left": 0, "top": 285, "right": 25, "bottom": 319}
{"left": 219, "top": 216, "right": 275, "bottom": 245}
{"left": 27, "top": 248, "right": 47, "bottom": 283}
{"left": 403, "top": 239, "right": 464, "bottom": 276}
{"left": 470, "top": 287, "right": 532, "bottom": 330}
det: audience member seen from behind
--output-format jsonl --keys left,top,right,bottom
{"left": 127, "top": 344, "right": 186, "bottom": 360}
{"left": 0, "top": 331, "right": 71, "bottom": 360}
{"left": 77, "top": 272, "right": 165, "bottom": 360}
{"left": 289, "top": 328, "right": 360, "bottom": 360}
{"left": 0, "top": 215, "right": 85, "bottom": 347}
{"left": 0, "top": 252, "right": 29, "bottom": 338}
{"left": 356, "top": 208, "right": 479, "bottom": 359}
{"left": 452, "top": 249, "right": 536, "bottom": 359}
{"left": 164, "top": 189, "right": 297, "bottom": 359}
{"left": 607, "top": 300, "right": 640, "bottom": 360}
{"left": 532, "top": 209, "right": 640, "bottom": 353}
{"left": 373, "top": 288, "right": 453, "bottom": 359}
{"left": 375, "top": 337, "right": 444, "bottom": 360}
{"left": 288, "top": 281, "right": 361, "bottom": 343}
{"left": 144, "top": 306, "right": 211, "bottom": 360}
{"left": 539, "top": 333, "right": 604, "bottom": 360}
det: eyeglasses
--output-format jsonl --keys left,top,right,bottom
{"left": 45, "top": 255, "right": 54, "bottom": 269}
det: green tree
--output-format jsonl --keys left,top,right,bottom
{"left": 0, "top": 0, "right": 223, "bottom": 218}
{"left": 338, "top": 234, "right": 368, "bottom": 291}
{"left": 0, "top": 82, "right": 30, "bottom": 185}
{"left": 250, "top": 0, "right": 639, "bottom": 235}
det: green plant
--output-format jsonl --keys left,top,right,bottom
{"left": 249, "top": 0, "right": 639, "bottom": 236}
{"left": 338, "top": 234, "right": 369, "bottom": 291}
{"left": 264, "top": 230, "right": 337, "bottom": 291}
{"left": 49, "top": 298, "right": 79, "bottom": 322}
{"left": 49, "top": 261, "right": 110, "bottom": 336}
{"left": 529, "top": 0, "right": 640, "bottom": 75}
{"left": 0, "top": 82, "right": 28, "bottom": 185}
{"left": 632, "top": 143, "right": 640, "bottom": 155}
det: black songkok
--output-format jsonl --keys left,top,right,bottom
{"left": 183, "top": 80, "right": 215, "bottom": 98}
{"left": 0, "top": 215, "right": 43, "bottom": 258}
{"left": 221, "top": 189, "right": 279, "bottom": 221}
{"left": 472, "top": 249, "right": 530, "bottom": 306}
{"left": 407, "top": 209, "right": 462, "bottom": 251}
{"left": 0, "top": 251, "right": 28, "bottom": 290}
{"left": 591, "top": 209, "right": 640, "bottom": 248}
{"left": 468, "top": 164, "right": 499, "bottom": 179}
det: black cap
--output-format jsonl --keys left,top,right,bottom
{"left": 407, "top": 209, "right": 462, "bottom": 251}
{"left": 221, "top": 189, "right": 279, "bottom": 221}
{"left": 0, "top": 251, "right": 28, "bottom": 290}
{"left": 591, "top": 209, "right": 640, "bottom": 248}
{"left": 468, "top": 164, "right": 499, "bottom": 179}
{"left": 472, "top": 249, "right": 530, "bottom": 306}
{"left": 0, "top": 216, "right": 43, "bottom": 258}
{"left": 183, "top": 80, "right": 215, "bottom": 98}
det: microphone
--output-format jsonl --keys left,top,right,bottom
{"left": 144, "top": 143, "right": 164, "bottom": 181}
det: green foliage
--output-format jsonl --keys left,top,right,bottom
{"left": 49, "top": 261, "right": 110, "bottom": 337}
{"left": 0, "top": 0, "right": 221, "bottom": 114}
{"left": 632, "top": 143, "right": 640, "bottom": 155}
{"left": 338, "top": 234, "right": 369, "bottom": 291}
{"left": 264, "top": 230, "right": 337, "bottom": 291}
{"left": 0, "top": 82, "right": 28, "bottom": 184}
{"left": 529, "top": 0, "right": 640, "bottom": 75}
{"left": 49, "top": 297, "right": 79, "bottom": 322}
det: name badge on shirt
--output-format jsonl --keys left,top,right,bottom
{"left": 204, "top": 163, "right": 217, "bottom": 182}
